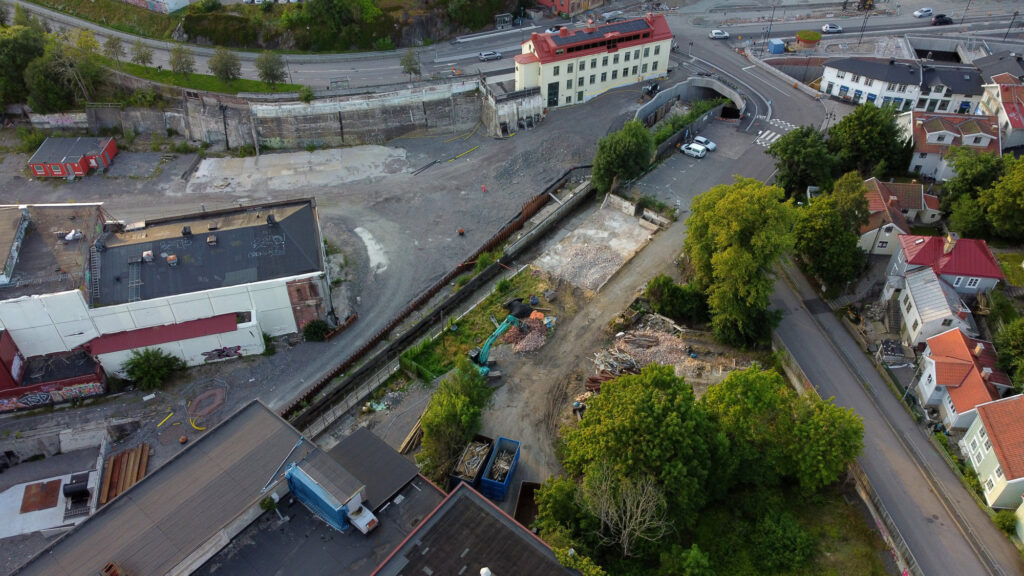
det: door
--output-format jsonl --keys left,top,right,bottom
{"left": 547, "top": 81, "right": 559, "bottom": 107}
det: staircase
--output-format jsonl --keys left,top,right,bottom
{"left": 88, "top": 245, "right": 101, "bottom": 304}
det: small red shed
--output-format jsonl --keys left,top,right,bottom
{"left": 28, "top": 136, "right": 118, "bottom": 178}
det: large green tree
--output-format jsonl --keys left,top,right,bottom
{"left": 208, "top": 46, "right": 241, "bottom": 83}
{"left": 0, "top": 25, "right": 44, "bottom": 105}
{"left": 766, "top": 125, "right": 834, "bottom": 199}
{"left": 789, "top": 395, "right": 863, "bottom": 491}
{"left": 24, "top": 46, "right": 74, "bottom": 113}
{"left": 561, "top": 364, "right": 728, "bottom": 529}
{"left": 102, "top": 35, "right": 125, "bottom": 69}
{"left": 948, "top": 195, "right": 988, "bottom": 238}
{"left": 978, "top": 156, "right": 1024, "bottom": 241}
{"left": 683, "top": 177, "right": 795, "bottom": 347}
{"left": 828, "top": 104, "right": 907, "bottom": 176}
{"left": 941, "top": 146, "right": 1008, "bottom": 211}
{"left": 795, "top": 195, "right": 864, "bottom": 294}
{"left": 828, "top": 171, "right": 870, "bottom": 232}
{"left": 592, "top": 120, "right": 654, "bottom": 192}
{"left": 996, "top": 317, "right": 1024, "bottom": 386}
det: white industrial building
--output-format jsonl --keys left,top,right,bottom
{"left": 0, "top": 200, "right": 328, "bottom": 376}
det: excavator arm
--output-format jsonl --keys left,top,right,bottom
{"left": 469, "top": 315, "right": 526, "bottom": 376}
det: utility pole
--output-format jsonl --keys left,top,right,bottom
{"left": 859, "top": 13, "right": 871, "bottom": 44}
{"left": 1006, "top": 11, "right": 1019, "bottom": 41}
{"left": 960, "top": 0, "right": 974, "bottom": 25}
{"left": 765, "top": 2, "right": 778, "bottom": 52}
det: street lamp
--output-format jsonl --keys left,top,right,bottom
{"left": 765, "top": 2, "right": 778, "bottom": 52}
{"left": 1006, "top": 11, "right": 1020, "bottom": 41}
{"left": 858, "top": 13, "right": 871, "bottom": 45}
{"left": 960, "top": 0, "right": 974, "bottom": 25}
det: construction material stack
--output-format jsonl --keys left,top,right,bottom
{"left": 479, "top": 437, "right": 520, "bottom": 502}
{"left": 449, "top": 434, "right": 494, "bottom": 491}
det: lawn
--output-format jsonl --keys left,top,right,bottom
{"left": 104, "top": 58, "right": 302, "bottom": 95}
{"left": 26, "top": 0, "right": 179, "bottom": 38}
{"left": 996, "top": 253, "right": 1024, "bottom": 286}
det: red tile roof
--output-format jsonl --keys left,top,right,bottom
{"left": 898, "top": 235, "right": 1004, "bottom": 280}
{"left": 926, "top": 328, "right": 1009, "bottom": 413}
{"left": 924, "top": 195, "right": 940, "bottom": 210}
{"left": 998, "top": 84, "right": 1024, "bottom": 130}
{"left": 909, "top": 111, "right": 1001, "bottom": 156}
{"left": 524, "top": 13, "right": 673, "bottom": 65}
{"left": 514, "top": 53, "right": 539, "bottom": 65}
{"left": 977, "top": 395, "right": 1024, "bottom": 480}
{"left": 87, "top": 314, "right": 238, "bottom": 355}
{"left": 861, "top": 178, "right": 937, "bottom": 235}
{"left": 991, "top": 72, "right": 1022, "bottom": 86}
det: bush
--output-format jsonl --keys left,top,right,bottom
{"left": 645, "top": 275, "right": 709, "bottom": 325}
{"left": 994, "top": 510, "right": 1017, "bottom": 535}
{"left": 302, "top": 319, "right": 330, "bottom": 342}
{"left": 122, "top": 348, "right": 187, "bottom": 391}
{"left": 496, "top": 278, "right": 512, "bottom": 293}
{"left": 16, "top": 127, "right": 48, "bottom": 154}
{"left": 474, "top": 250, "right": 498, "bottom": 273}
{"left": 259, "top": 496, "right": 277, "bottom": 512}
{"left": 298, "top": 85, "right": 314, "bottom": 103}
{"left": 653, "top": 98, "right": 727, "bottom": 145}
{"left": 753, "top": 513, "right": 815, "bottom": 571}
{"left": 182, "top": 13, "right": 260, "bottom": 47}
{"left": 417, "top": 356, "right": 492, "bottom": 481}
{"left": 262, "top": 332, "right": 276, "bottom": 356}
{"left": 796, "top": 30, "right": 822, "bottom": 42}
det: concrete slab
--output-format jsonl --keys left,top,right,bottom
{"left": 534, "top": 205, "right": 653, "bottom": 292}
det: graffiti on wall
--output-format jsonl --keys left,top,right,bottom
{"left": 202, "top": 346, "right": 242, "bottom": 362}
{"left": 0, "top": 382, "right": 105, "bottom": 413}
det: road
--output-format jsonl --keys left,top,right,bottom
{"left": 772, "top": 263, "right": 1024, "bottom": 576}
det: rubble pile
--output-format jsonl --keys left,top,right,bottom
{"left": 453, "top": 441, "right": 491, "bottom": 479}
{"left": 615, "top": 329, "right": 690, "bottom": 367}
{"left": 501, "top": 317, "right": 547, "bottom": 353}
{"left": 561, "top": 244, "right": 623, "bottom": 290}
{"left": 488, "top": 449, "right": 516, "bottom": 482}
{"left": 593, "top": 348, "right": 640, "bottom": 375}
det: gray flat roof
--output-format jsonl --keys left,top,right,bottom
{"left": 295, "top": 448, "right": 363, "bottom": 505}
{"left": 373, "top": 484, "right": 571, "bottom": 576}
{"left": 27, "top": 137, "right": 112, "bottom": 165}
{"left": 92, "top": 200, "right": 323, "bottom": 306}
{"left": 328, "top": 428, "right": 419, "bottom": 510}
{"left": 11, "top": 401, "right": 315, "bottom": 576}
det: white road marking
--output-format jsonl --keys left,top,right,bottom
{"left": 354, "top": 227, "right": 388, "bottom": 273}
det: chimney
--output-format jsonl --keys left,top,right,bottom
{"left": 182, "top": 225, "right": 192, "bottom": 236}
{"left": 267, "top": 214, "right": 277, "bottom": 226}
{"left": 480, "top": 569, "right": 493, "bottom": 576}
{"left": 982, "top": 367, "right": 993, "bottom": 380}
{"left": 943, "top": 232, "right": 959, "bottom": 254}
{"left": 974, "top": 342, "right": 985, "bottom": 357}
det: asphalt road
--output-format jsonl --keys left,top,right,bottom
{"left": 772, "top": 264, "right": 1024, "bottom": 576}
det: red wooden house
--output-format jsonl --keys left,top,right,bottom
{"left": 28, "top": 137, "right": 118, "bottom": 178}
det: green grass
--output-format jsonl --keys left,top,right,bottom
{"left": 909, "top": 226, "right": 943, "bottom": 237}
{"left": 26, "top": 0, "right": 179, "bottom": 38}
{"left": 404, "top": 268, "right": 549, "bottom": 377}
{"left": 103, "top": 58, "right": 302, "bottom": 95}
{"left": 997, "top": 253, "right": 1024, "bottom": 286}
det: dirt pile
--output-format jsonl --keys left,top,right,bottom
{"left": 501, "top": 317, "right": 547, "bottom": 353}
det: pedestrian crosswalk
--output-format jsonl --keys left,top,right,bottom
{"left": 769, "top": 118, "right": 798, "bottom": 131}
{"left": 753, "top": 117, "right": 799, "bottom": 147}
{"left": 754, "top": 130, "right": 784, "bottom": 147}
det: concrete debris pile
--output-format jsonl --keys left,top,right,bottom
{"left": 615, "top": 329, "right": 689, "bottom": 367}
{"left": 488, "top": 449, "right": 516, "bottom": 482}
{"left": 453, "top": 440, "right": 491, "bottom": 479}
{"left": 501, "top": 317, "right": 548, "bottom": 353}
{"left": 562, "top": 244, "right": 624, "bottom": 291}
{"left": 593, "top": 348, "right": 640, "bottom": 376}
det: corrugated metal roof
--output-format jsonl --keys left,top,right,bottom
{"left": 549, "top": 18, "right": 649, "bottom": 46}
{"left": 294, "top": 449, "right": 363, "bottom": 506}
{"left": 11, "top": 401, "right": 312, "bottom": 576}
{"left": 27, "top": 138, "right": 113, "bottom": 165}
{"left": 905, "top": 267, "right": 965, "bottom": 326}
{"left": 87, "top": 313, "right": 238, "bottom": 355}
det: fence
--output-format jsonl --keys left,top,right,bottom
{"left": 771, "top": 333, "right": 923, "bottom": 576}
{"left": 284, "top": 166, "right": 593, "bottom": 431}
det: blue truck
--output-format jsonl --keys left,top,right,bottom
{"left": 479, "top": 436, "right": 521, "bottom": 502}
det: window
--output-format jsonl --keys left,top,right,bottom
{"left": 878, "top": 241, "right": 889, "bottom": 249}
{"left": 590, "top": 74, "right": 596, "bottom": 84}
{"left": 919, "top": 152, "right": 928, "bottom": 158}
{"left": 852, "top": 74, "right": 861, "bottom": 82}
{"left": 837, "top": 70, "right": 846, "bottom": 79}
{"left": 887, "top": 82, "right": 896, "bottom": 90}
{"left": 927, "top": 373, "right": 933, "bottom": 384}
{"left": 601, "top": 72, "right": 607, "bottom": 82}
{"left": 644, "top": 47, "right": 650, "bottom": 57}
{"left": 903, "top": 294, "right": 910, "bottom": 306}
{"left": 577, "top": 90, "right": 583, "bottom": 102}
{"left": 936, "top": 135, "right": 945, "bottom": 142}
{"left": 567, "top": 63, "right": 574, "bottom": 73}
{"left": 972, "top": 450, "right": 982, "bottom": 466}
{"left": 934, "top": 85, "right": 945, "bottom": 93}
{"left": 966, "top": 277, "right": 980, "bottom": 288}
{"left": 579, "top": 61, "right": 585, "bottom": 71}
{"left": 554, "top": 65, "right": 560, "bottom": 76}
{"left": 970, "top": 439, "right": 979, "bottom": 451}
{"left": 945, "top": 394, "right": 955, "bottom": 410}
{"left": 642, "top": 63, "right": 648, "bottom": 73}
{"left": 634, "top": 49, "right": 640, "bottom": 59}
{"left": 578, "top": 77, "right": 583, "bottom": 86}
{"left": 566, "top": 97, "right": 571, "bottom": 104}
{"left": 973, "top": 136, "right": 982, "bottom": 144}
{"left": 865, "top": 78, "right": 874, "bottom": 87}
{"left": 917, "top": 98, "right": 928, "bottom": 108}
{"left": 654, "top": 45, "right": 660, "bottom": 55}
{"left": 32, "top": 166, "right": 45, "bottom": 176}
{"left": 996, "top": 466, "right": 1004, "bottom": 479}
{"left": 953, "top": 276, "right": 963, "bottom": 287}
{"left": 905, "top": 298, "right": 913, "bottom": 312}
{"left": 622, "top": 67, "right": 628, "bottom": 78}
{"left": 602, "top": 56, "right": 608, "bottom": 66}
{"left": 52, "top": 164, "right": 63, "bottom": 176}
{"left": 613, "top": 54, "right": 619, "bottom": 64}
{"left": 898, "top": 84, "right": 907, "bottom": 93}
{"left": 941, "top": 318, "right": 953, "bottom": 327}
{"left": 652, "top": 61, "right": 658, "bottom": 71}
{"left": 567, "top": 79, "right": 573, "bottom": 89}
{"left": 912, "top": 319, "right": 920, "bottom": 332}
{"left": 632, "top": 65, "right": 638, "bottom": 75}
{"left": 884, "top": 225, "right": 894, "bottom": 233}
{"left": 985, "top": 478, "right": 995, "bottom": 492}
{"left": 984, "top": 438, "right": 992, "bottom": 451}
{"left": 981, "top": 428, "right": 988, "bottom": 439}
{"left": 612, "top": 70, "right": 618, "bottom": 80}
{"left": 625, "top": 52, "right": 631, "bottom": 62}
{"left": 592, "top": 58, "right": 597, "bottom": 68}
{"left": 937, "top": 100, "right": 949, "bottom": 111}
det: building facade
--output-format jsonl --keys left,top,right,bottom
{"left": 899, "top": 267, "right": 975, "bottom": 347}
{"left": 959, "top": 395, "right": 1024, "bottom": 509}
{"left": 884, "top": 233, "right": 1003, "bottom": 300}
{"left": 27, "top": 137, "right": 118, "bottom": 179}
{"left": 979, "top": 79, "right": 1024, "bottom": 150}
{"left": 821, "top": 58, "right": 920, "bottom": 110}
{"left": 898, "top": 111, "right": 1001, "bottom": 180}
{"left": 514, "top": 14, "right": 673, "bottom": 108}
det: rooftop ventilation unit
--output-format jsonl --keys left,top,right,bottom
{"left": 167, "top": 254, "right": 178, "bottom": 267}
{"left": 267, "top": 214, "right": 277, "bottom": 226}
{"left": 182, "top": 226, "right": 192, "bottom": 236}
{"left": 143, "top": 250, "right": 154, "bottom": 262}
{"left": 207, "top": 234, "right": 217, "bottom": 246}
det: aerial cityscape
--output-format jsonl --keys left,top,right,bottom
{"left": 1, "top": 0, "right": 1024, "bottom": 574}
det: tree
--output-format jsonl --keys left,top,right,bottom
{"left": 208, "top": 46, "right": 240, "bottom": 83}
{"left": 766, "top": 125, "right": 834, "bottom": 199}
{"left": 752, "top": 513, "right": 815, "bottom": 571}
{"left": 13, "top": 5, "right": 44, "bottom": 35}
{"left": 255, "top": 50, "right": 286, "bottom": 89}
{"left": 122, "top": 348, "right": 187, "bottom": 391}
{"left": 978, "top": 156, "right": 1024, "bottom": 240}
{"left": 553, "top": 548, "right": 608, "bottom": 576}
{"left": 0, "top": 25, "right": 44, "bottom": 105}
{"left": 561, "top": 364, "right": 727, "bottom": 528}
{"left": 828, "top": 104, "right": 907, "bottom": 176}
{"left": 827, "top": 171, "right": 870, "bottom": 232}
{"left": 302, "top": 319, "right": 330, "bottom": 341}
{"left": 169, "top": 44, "right": 195, "bottom": 77}
{"left": 578, "top": 463, "right": 670, "bottom": 558}
{"left": 941, "top": 146, "right": 1008, "bottom": 211}
{"left": 659, "top": 544, "right": 714, "bottom": 576}
{"left": 644, "top": 275, "right": 708, "bottom": 326}
{"left": 788, "top": 395, "right": 863, "bottom": 491}
{"left": 418, "top": 356, "right": 492, "bottom": 481}
{"left": 103, "top": 35, "right": 124, "bottom": 69}
{"left": 24, "top": 47, "right": 75, "bottom": 113}
{"left": 948, "top": 195, "right": 988, "bottom": 238}
{"left": 683, "top": 177, "right": 795, "bottom": 347}
{"left": 996, "top": 318, "right": 1024, "bottom": 384}
{"left": 400, "top": 47, "right": 420, "bottom": 80}
{"left": 794, "top": 196, "right": 864, "bottom": 294}
{"left": 592, "top": 120, "right": 654, "bottom": 192}
{"left": 131, "top": 39, "right": 153, "bottom": 67}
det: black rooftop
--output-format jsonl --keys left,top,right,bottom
{"left": 550, "top": 18, "right": 651, "bottom": 46}
{"left": 827, "top": 58, "right": 920, "bottom": 84}
{"left": 922, "top": 66, "right": 984, "bottom": 96}
{"left": 20, "top": 349, "right": 98, "bottom": 386}
{"left": 328, "top": 428, "right": 419, "bottom": 511}
{"left": 92, "top": 200, "right": 322, "bottom": 306}
{"left": 974, "top": 51, "right": 1024, "bottom": 83}
{"left": 28, "top": 138, "right": 112, "bottom": 165}
{"left": 374, "top": 484, "right": 571, "bottom": 576}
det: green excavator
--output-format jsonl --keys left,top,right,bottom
{"left": 468, "top": 298, "right": 534, "bottom": 378}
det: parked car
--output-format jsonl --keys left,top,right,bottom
{"left": 931, "top": 14, "right": 953, "bottom": 25}
{"left": 478, "top": 51, "right": 502, "bottom": 61}
{"left": 545, "top": 26, "right": 562, "bottom": 33}
{"left": 692, "top": 136, "right": 717, "bottom": 151}
{"left": 821, "top": 23, "right": 843, "bottom": 34}
{"left": 708, "top": 29, "right": 730, "bottom": 40}
{"left": 681, "top": 143, "right": 708, "bottom": 158}
{"left": 913, "top": 7, "right": 933, "bottom": 18}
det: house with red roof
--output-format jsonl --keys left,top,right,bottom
{"left": 514, "top": 14, "right": 673, "bottom": 108}
{"left": 858, "top": 178, "right": 941, "bottom": 256}
{"left": 897, "top": 111, "right": 1001, "bottom": 181}
{"left": 884, "top": 233, "right": 1003, "bottom": 301}
{"left": 979, "top": 75, "right": 1024, "bottom": 150}
{"left": 958, "top": 395, "right": 1024, "bottom": 509}
{"left": 915, "top": 328, "right": 1012, "bottom": 430}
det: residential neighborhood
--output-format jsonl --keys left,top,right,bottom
{"left": 2, "top": 1, "right": 1024, "bottom": 575}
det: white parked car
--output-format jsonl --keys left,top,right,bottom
{"left": 478, "top": 51, "right": 502, "bottom": 61}
{"left": 545, "top": 26, "right": 563, "bottom": 33}
{"left": 708, "top": 29, "right": 729, "bottom": 40}
{"left": 692, "top": 136, "right": 716, "bottom": 151}
{"left": 821, "top": 23, "right": 843, "bottom": 34}
{"left": 913, "top": 7, "right": 933, "bottom": 18}
{"left": 681, "top": 143, "right": 708, "bottom": 158}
